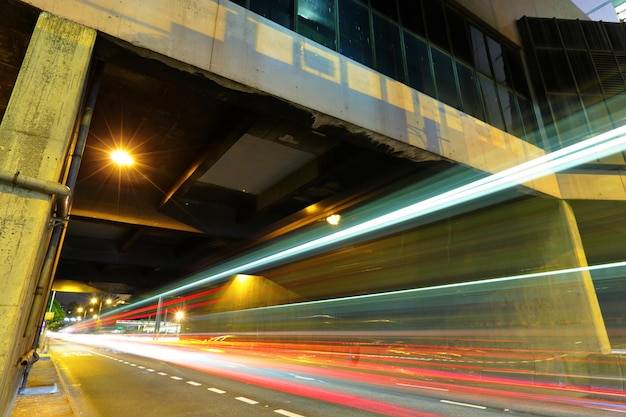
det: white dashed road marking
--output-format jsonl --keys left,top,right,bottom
{"left": 440, "top": 399, "right": 487, "bottom": 410}
{"left": 97, "top": 352, "right": 307, "bottom": 417}
{"left": 235, "top": 397, "right": 259, "bottom": 405}
{"left": 208, "top": 388, "right": 226, "bottom": 394}
{"left": 274, "top": 409, "right": 306, "bottom": 417}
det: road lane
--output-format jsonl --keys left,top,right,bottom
{"left": 49, "top": 336, "right": 624, "bottom": 417}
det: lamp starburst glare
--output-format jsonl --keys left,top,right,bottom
{"left": 110, "top": 149, "right": 134, "bottom": 166}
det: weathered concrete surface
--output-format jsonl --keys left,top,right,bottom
{"left": 18, "top": 0, "right": 567, "bottom": 199}
{"left": 0, "top": 13, "right": 94, "bottom": 417}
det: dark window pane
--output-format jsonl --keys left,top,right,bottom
{"left": 231, "top": 0, "right": 246, "bottom": 6}
{"left": 447, "top": 7, "right": 472, "bottom": 63}
{"left": 503, "top": 46, "right": 529, "bottom": 97}
{"left": 605, "top": 23, "right": 626, "bottom": 52}
{"left": 339, "top": 0, "right": 372, "bottom": 67}
{"left": 398, "top": 0, "right": 425, "bottom": 37}
{"left": 479, "top": 75, "right": 505, "bottom": 130}
{"left": 250, "top": 0, "right": 294, "bottom": 30}
{"left": 487, "top": 36, "right": 506, "bottom": 84}
{"left": 517, "top": 96, "right": 540, "bottom": 146}
{"left": 297, "top": 0, "right": 336, "bottom": 50}
{"left": 456, "top": 62, "right": 484, "bottom": 120}
{"left": 404, "top": 31, "right": 435, "bottom": 97}
{"left": 471, "top": 26, "right": 491, "bottom": 76}
{"left": 371, "top": 0, "right": 398, "bottom": 20}
{"left": 497, "top": 85, "right": 524, "bottom": 137}
{"left": 373, "top": 13, "right": 405, "bottom": 82}
{"left": 423, "top": 0, "right": 449, "bottom": 50}
{"left": 431, "top": 48, "right": 460, "bottom": 109}
{"left": 581, "top": 21, "right": 610, "bottom": 51}
{"left": 526, "top": 18, "right": 561, "bottom": 48}
{"left": 537, "top": 50, "right": 576, "bottom": 93}
{"left": 557, "top": 20, "right": 586, "bottom": 49}
{"left": 568, "top": 51, "right": 601, "bottom": 95}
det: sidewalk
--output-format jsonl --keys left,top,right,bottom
{"left": 9, "top": 353, "right": 78, "bottom": 417}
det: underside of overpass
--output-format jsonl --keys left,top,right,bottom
{"left": 2, "top": 0, "right": 454, "bottom": 296}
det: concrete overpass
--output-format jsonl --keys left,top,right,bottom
{"left": 2, "top": 0, "right": 626, "bottom": 415}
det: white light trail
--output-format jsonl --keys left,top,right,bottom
{"left": 116, "top": 125, "right": 626, "bottom": 311}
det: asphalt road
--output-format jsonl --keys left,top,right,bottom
{"left": 49, "top": 336, "right": 624, "bottom": 417}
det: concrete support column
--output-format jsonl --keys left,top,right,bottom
{"left": 0, "top": 12, "right": 95, "bottom": 417}
{"left": 544, "top": 200, "right": 611, "bottom": 353}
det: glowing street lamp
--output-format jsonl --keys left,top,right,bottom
{"left": 110, "top": 149, "right": 134, "bottom": 166}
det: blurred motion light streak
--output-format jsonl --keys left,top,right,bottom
{"left": 118, "top": 125, "right": 626, "bottom": 311}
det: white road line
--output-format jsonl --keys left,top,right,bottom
{"left": 440, "top": 400, "right": 486, "bottom": 410}
{"left": 186, "top": 381, "right": 202, "bottom": 386}
{"left": 274, "top": 409, "right": 306, "bottom": 417}
{"left": 396, "top": 383, "right": 449, "bottom": 391}
{"left": 157, "top": 372, "right": 167, "bottom": 376}
{"left": 294, "top": 375, "right": 315, "bottom": 381}
{"left": 137, "top": 366, "right": 145, "bottom": 369}
{"left": 123, "top": 361, "right": 130, "bottom": 364}
{"left": 129, "top": 364, "right": 137, "bottom": 367}
{"left": 208, "top": 388, "right": 226, "bottom": 394}
{"left": 146, "top": 369, "right": 155, "bottom": 372}
{"left": 591, "top": 407, "right": 626, "bottom": 414}
{"left": 170, "top": 376, "right": 183, "bottom": 381}
{"left": 235, "top": 397, "right": 259, "bottom": 405}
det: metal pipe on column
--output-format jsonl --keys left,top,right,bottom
{"left": 21, "top": 60, "right": 105, "bottom": 352}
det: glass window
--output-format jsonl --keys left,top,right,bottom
{"left": 525, "top": 18, "right": 561, "bottom": 48}
{"left": 447, "top": 7, "right": 472, "bottom": 64}
{"left": 404, "top": 31, "right": 435, "bottom": 97}
{"left": 471, "top": 26, "right": 491, "bottom": 77}
{"left": 517, "top": 96, "right": 540, "bottom": 146}
{"left": 582, "top": 95, "right": 612, "bottom": 132}
{"left": 371, "top": 0, "right": 398, "bottom": 20}
{"left": 503, "top": 46, "right": 529, "bottom": 97}
{"left": 398, "top": 0, "right": 425, "bottom": 37}
{"left": 550, "top": 94, "right": 589, "bottom": 142}
{"left": 497, "top": 85, "right": 524, "bottom": 138}
{"left": 568, "top": 51, "right": 601, "bottom": 95}
{"left": 338, "top": 0, "right": 372, "bottom": 67}
{"left": 423, "top": 0, "right": 449, "bottom": 50}
{"left": 581, "top": 21, "right": 610, "bottom": 51}
{"left": 536, "top": 50, "right": 576, "bottom": 93}
{"left": 605, "top": 23, "right": 626, "bottom": 52}
{"left": 479, "top": 75, "right": 505, "bottom": 131}
{"left": 456, "top": 62, "right": 484, "bottom": 121}
{"left": 373, "top": 13, "right": 405, "bottom": 82}
{"left": 431, "top": 48, "right": 460, "bottom": 109}
{"left": 487, "top": 36, "right": 506, "bottom": 84}
{"left": 297, "top": 0, "right": 336, "bottom": 50}
{"left": 557, "top": 20, "right": 586, "bottom": 49}
{"left": 230, "top": 0, "right": 246, "bottom": 6}
{"left": 606, "top": 93, "right": 626, "bottom": 129}
{"left": 250, "top": 0, "right": 294, "bottom": 30}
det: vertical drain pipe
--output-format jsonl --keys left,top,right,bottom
{"left": 20, "top": 61, "right": 104, "bottom": 385}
